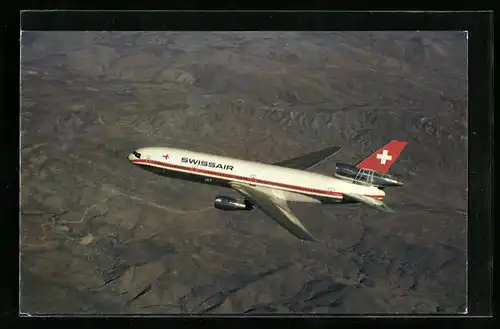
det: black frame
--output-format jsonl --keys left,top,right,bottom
{"left": 3, "top": 9, "right": 493, "bottom": 325}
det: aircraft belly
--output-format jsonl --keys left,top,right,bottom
{"left": 252, "top": 185, "right": 321, "bottom": 203}
{"left": 281, "top": 190, "right": 321, "bottom": 203}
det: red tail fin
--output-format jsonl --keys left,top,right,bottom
{"left": 355, "top": 140, "right": 407, "bottom": 174}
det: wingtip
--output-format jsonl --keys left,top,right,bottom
{"left": 302, "top": 235, "right": 319, "bottom": 242}
{"left": 384, "top": 206, "right": 395, "bottom": 213}
{"left": 331, "top": 146, "right": 342, "bottom": 153}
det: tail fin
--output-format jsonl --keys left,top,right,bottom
{"left": 355, "top": 140, "right": 407, "bottom": 174}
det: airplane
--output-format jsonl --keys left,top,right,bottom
{"left": 128, "top": 140, "right": 407, "bottom": 242}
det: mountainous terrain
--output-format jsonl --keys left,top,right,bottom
{"left": 20, "top": 31, "right": 467, "bottom": 314}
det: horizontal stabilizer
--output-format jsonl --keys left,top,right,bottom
{"left": 343, "top": 192, "right": 394, "bottom": 212}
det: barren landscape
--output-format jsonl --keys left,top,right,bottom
{"left": 20, "top": 31, "right": 467, "bottom": 314}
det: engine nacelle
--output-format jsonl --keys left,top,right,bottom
{"left": 335, "top": 163, "right": 404, "bottom": 187}
{"left": 214, "top": 196, "right": 253, "bottom": 211}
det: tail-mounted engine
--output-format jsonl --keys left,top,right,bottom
{"left": 214, "top": 196, "right": 253, "bottom": 211}
{"left": 335, "top": 163, "right": 404, "bottom": 187}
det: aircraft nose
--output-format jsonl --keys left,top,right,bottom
{"left": 128, "top": 150, "right": 142, "bottom": 162}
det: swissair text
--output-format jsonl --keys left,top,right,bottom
{"left": 181, "top": 157, "right": 234, "bottom": 171}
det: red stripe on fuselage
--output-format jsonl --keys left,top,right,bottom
{"left": 130, "top": 159, "right": 385, "bottom": 200}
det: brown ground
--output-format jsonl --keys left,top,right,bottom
{"left": 20, "top": 31, "right": 467, "bottom": 314}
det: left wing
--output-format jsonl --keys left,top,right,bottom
{"left": 229, "top": 182, "right": 317, "bottom": 241}
{"left": 272, "top": 146, "right": 342, "bottom": 171}
{"left": 342, "top": 192, "right": 394, "bottom": 212}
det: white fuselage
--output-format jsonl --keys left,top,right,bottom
{"left": 128, "top": 147, "right": 385, "bottom": 203}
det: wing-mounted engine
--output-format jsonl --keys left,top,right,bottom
{"left": 214, "top": 196, "right": 253, "bottom": 211}
{"left": 335, "top": 163, "right": 404, "bottom": 187}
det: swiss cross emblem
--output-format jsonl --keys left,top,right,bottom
{"left": 376, "top": 149, "right": 392, "bottom": 164}
{"left": 163, "top": 154, "right": 170, "bottom": 160}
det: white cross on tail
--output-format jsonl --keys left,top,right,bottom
{"left": 376, "top": 149, "right": 392, "bottom": 164}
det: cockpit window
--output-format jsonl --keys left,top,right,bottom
{"left": 132, "top": 151, "right": 141, "bottom": 158}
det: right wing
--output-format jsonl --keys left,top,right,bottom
{"left": 342, "top": 192, "right": 394, "bottom": 212}
{"left": 229, "top": 181, "right": 317, "bottom": 241}
{"left": 272, "top": 146, "right": 342, "bottom": 171}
